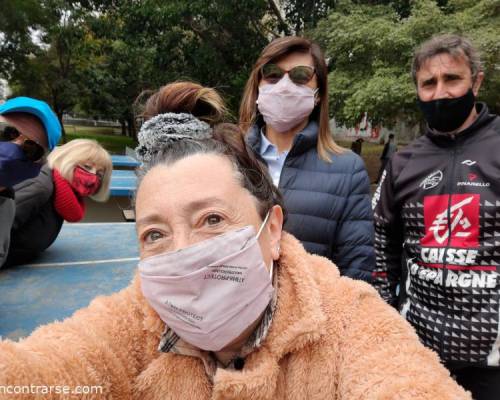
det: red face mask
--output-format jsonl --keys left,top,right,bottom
{"left": 71, "top": 166, "right": 102, "bottom": 197}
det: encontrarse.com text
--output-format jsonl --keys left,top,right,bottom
{"left": 0, "top": 385, "right": 103, "bottom": 395}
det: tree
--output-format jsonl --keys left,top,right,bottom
{"left": 0, "top": 0, "right": 45, "bottom": 76}
{"left": 312, "top": 0, "right": 500, "bottom": 128}
{"left": 282, "top": 0, "right": 336, "bottom": 34}
{"left": 2, "top": 1, "right": 92, "bottom": 141}
{"left": 78, "top": 0, "right": 277, "bottom": 128}
{"left": 2, "top": 0, "right": 283, "bottom": 138}
{"left": 279, "top": 0, "right": 430, "bottom": 35}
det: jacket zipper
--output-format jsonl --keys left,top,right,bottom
{"left": 439, "top": 135, "right": 457, "bottom": 359}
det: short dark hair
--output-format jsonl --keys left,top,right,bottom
{"left": 411, "top": 34, "right": 482, "bottom": 84}
{"left": 388, "top": 134, "right": 395, "bottom": 139}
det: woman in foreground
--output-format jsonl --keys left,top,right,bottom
{"left": 0, "top": 82, "right": 470, "bottom": 399}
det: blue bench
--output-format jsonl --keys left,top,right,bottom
{"left": 0, "top": 223, "right": 139, "bottom": 341}
{"left": 111, "top": 155, "right": 141, "bottom": 168}
{"left": 81, "top": 170, "right": 137, "bottom": 222}
{"left": 110, "top": 169, "right": 137, "bottom": 197}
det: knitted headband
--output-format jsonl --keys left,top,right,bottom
{"left": 135, "top": 113, "right": 213, "bottom": 163}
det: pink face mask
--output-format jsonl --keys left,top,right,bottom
{"left": 138, "top": 214, "right": 275, "bottom": 352}
{"left": 256, "top": 74, "right": 317, "bottom": 132}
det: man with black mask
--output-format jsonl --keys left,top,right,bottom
{"left": 372, "top": 34, "right": 500, "bottom": 400}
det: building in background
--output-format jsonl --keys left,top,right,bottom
{"left": 331, "top": 113, "right": 420, "bottom": 144}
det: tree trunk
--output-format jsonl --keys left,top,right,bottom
{"left": 126, "top": 116, "right": 137, "bottom": 141}
{"left": 57, "top": 112, "right": 67, "bottom": 144}
{"left": 267, "top": 0, "right": 291, "bottom": 35}
{"left": 120, "top": 119, "right": 126, "bottom": 136}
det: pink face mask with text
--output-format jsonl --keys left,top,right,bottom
{"left": 256, "top": 74, "right": 317, "bottom": 132}
{"left": 138, "top": 217, "right": 274, "bottom": 352}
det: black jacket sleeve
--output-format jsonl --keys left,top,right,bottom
{"left": 371, "top": 157, "right": 404, "bottom": 306}
{"left": 0, "top": 189, "right": 15, "bottom": 268}
{"left": 12, "top": 166, "right": 53, "bottom": 230}
{"left": 332, "top": 155, "right": 376, "bottom": 282}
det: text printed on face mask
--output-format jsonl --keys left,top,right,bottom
{"left": 165, "top": 300, "right": 203, "bottom": 328}
{"left": 204, "top": 265, "right": 246, "bottom": 283}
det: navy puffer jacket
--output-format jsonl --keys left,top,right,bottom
{"left": 247, "top": 121, "right": 375, "bottom": 282}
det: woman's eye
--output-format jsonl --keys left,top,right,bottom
{"left": 144, "top": 230, "right": 164, "bottom": 243}
{"left": 205, "top": 214, "right": 223, "bottom": 226}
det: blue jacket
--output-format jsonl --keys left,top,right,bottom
{"left": 247, "top": 121, "right": 375, "bottom": 282}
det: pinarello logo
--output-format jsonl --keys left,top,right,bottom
{"left": 461, "top": 160, "right": 477, "bottom": 166}
{"left": 421, "top": 194, "right": 479, "bottom": 248}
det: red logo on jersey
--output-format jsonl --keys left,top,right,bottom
{"left": 421, "top": 194, "right": 479, "bottom": 248}
{"left": 468, "top": 173, "right": 478, "bottom": 181}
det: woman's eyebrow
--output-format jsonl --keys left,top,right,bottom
{"left": 137, "top": 198, "right": 230, "bottom": 227}
{"left": 183, "top": 197, "right": 231, "bottom": 214}
{"left": 136, "top": 214, "right": 164, "bottom": 228}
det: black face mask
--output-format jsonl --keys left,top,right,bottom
{"left": 417, "top": 88, "right": 475, "bottom": 133}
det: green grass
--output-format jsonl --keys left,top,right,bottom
{"left": 336, "top": 139, "right": 384, "bottom": 183}
{"left": 337, "top": 140, "right": 384, "bottom": 155}
{"left": 63, "top": 125, "right": 137, "bottom": 154}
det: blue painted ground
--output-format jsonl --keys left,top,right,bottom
{"left": 0, "top": 223, "right": 139, "bottom": 341}
{"left": 110, "top": 169, "right": 137, "bottom": 197}
{"left": 111, "top": 155, "right": 140, "bottom": 168}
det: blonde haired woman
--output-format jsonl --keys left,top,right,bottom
{"left": 5, "top": 139, "right": 112, "bottom": 265}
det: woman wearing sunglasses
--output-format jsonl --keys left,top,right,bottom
{"left": 0, "top": 97, "right": 61, "bottom": 268}
{"left": 240, "top": 37, "right": 375, "bottom": 282}
{"left": 4, "top": 139, "right": 112, "bottom": 266}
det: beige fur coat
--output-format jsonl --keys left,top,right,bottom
{"left": 0, "top": 233, "right": 470, "bottom": 399}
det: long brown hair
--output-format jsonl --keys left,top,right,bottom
{"left": 239, "top": 36, "right": 344, "bottom": 161}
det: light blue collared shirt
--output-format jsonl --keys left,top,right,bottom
{"left": 259, "top": 130, "right": 289, "bottom": 186}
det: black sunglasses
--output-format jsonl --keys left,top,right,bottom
{"left": 0, "top": 125, "right": 45, "bottom": 162}
{"left": 261, "top": 64, "right": 316, "bottom": 85}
